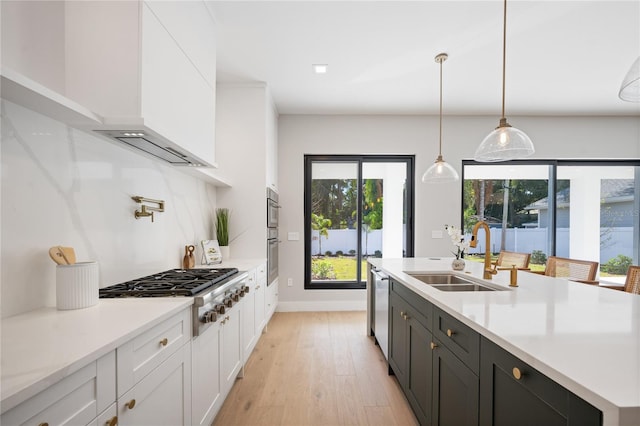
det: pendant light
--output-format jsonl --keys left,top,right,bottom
{"left": 474, "top": 0, "right": 534, "bottom": 162}
{"left": 619, "top": 56, "right": 640, "bottom": 102}
{"left": 422, "top": 53, "right": 459, "bottom": 183}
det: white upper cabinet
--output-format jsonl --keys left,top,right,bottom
{"left": 1, "top": 0, "right": 217, "bottom": 168}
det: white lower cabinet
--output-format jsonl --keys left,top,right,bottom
{"left": 266, "top": 278, "right": 279, "bottom": 323}
{"left": 117, "top": 342, "right": 191, "bottom": 426}
{"left": 1, "top": 351, "right": 116, "bottom": 426}
{"left": 241, "top": 268, "right": 258, "bottom": 363}
{"left": 193, "top": 296, "right": 243, "bottom": 426}
{"left": 221, "top": 304, "right": 242, "bottom": 397}
{"left": 255, "top": 263, "right": 267, "bottom": 332}
{"left": 192, "top": 319, "right": 222, "bottom": 426}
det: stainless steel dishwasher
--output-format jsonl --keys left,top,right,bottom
{"left": 372, "top": 267, "right": 390, "bottom": 360}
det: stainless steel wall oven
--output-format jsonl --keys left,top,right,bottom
{"left": 266, "top": 188, "right": 279, "bottom": 285}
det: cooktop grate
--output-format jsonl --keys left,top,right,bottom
{"left": 99, "top": 268, "right": 239, "bottom": 298}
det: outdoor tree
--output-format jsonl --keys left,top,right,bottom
{"left": 311, "top": 213, "right": 332, "bottom": 255}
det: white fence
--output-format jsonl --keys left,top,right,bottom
{"left": 312, "top": 227, "right": 634, "bottom": 263}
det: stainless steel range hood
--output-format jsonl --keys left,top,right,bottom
{"left": 93, "top": 129, "right": 207, "bottom": 167}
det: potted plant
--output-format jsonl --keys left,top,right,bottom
{"left": 215, "top": 208, "right": 230, "bottom": 259}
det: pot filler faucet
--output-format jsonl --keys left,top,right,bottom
{"left": 470, "top": 221, "right": 498, "bottom": 280}
{"left": 132, "top": 196, "right": 165, "bottom": 222}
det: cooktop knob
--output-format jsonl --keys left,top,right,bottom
{"left": 239, "top": 288, "right": 245, "bottom": 297}
{"left": 204, "top": 310, "right": 218, "bottom": 323}
{"left": 242, "top": 285, "right": 250, "bottom": 294}
{"left": 225, "top": 298, "right": 233, "bottom": 308}
{"left": 215, "top": 304, "right": 225, "bottom": 314}
{"left": 232, "top": 292, "right": 239, "bottom": 302}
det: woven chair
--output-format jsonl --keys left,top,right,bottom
{"left": 532, "top": 256, "right": 599, "bottom": 285}
{"left": 624, "top": 265, "right": 640, "bottom": 295}
{"left": 494, "top": 251, "right": 531, "bottom": 270}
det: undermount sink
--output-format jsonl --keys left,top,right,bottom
{"left": 405, "top": 273, "right": 507, "bottom": 292}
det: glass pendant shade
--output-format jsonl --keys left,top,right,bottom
{"left": 619, "top": 56, "right": 640, "bottom": 102}
{"left": 474, "top": 119, "right": 535, "bottom": 162}
{"left": 421, "top": 155, "right": 459, "bottom": 183}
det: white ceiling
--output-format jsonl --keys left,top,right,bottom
{"left": 211, "top": 1, "right": 640, "bottom": 116}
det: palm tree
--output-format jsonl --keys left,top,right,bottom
{"left": 311, "top": 213, "right": 332, "bottom": 255}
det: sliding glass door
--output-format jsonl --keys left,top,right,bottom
{"left": 304, "top": 155, "right": 414, "bottom": 289}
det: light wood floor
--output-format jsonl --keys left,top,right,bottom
{"left": 213, "top": 311, "right": 418, "bottom": 426}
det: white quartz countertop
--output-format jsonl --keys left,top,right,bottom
{"left": 1, "top": 297, "right": 193, "bottom": 413}
{"left": 369, "top": 257, "right": 640, "bottom": 426}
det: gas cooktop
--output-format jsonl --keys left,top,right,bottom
{"left": 99, "top": 268, "right": 239, "bottom": 298}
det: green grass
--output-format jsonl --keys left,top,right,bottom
{"left": 311, "top": 256, "right": 368, "bottom": 281}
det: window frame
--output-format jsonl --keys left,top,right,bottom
{"left": 304, "top": 154, "right": 415, "bottom": 290}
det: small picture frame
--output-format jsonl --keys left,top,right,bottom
{"left": 201, "top": 239, "right": 222, "bottom": 265}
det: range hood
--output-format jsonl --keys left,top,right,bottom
{"left": 93, "top": 129, "right": 207, "bottom": 167}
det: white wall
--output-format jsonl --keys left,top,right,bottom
{"left": 1, "top": 101, "right": 218, "bottom": 318}
{"left": 277, "top": 114, "right": 640, "bottom": 310}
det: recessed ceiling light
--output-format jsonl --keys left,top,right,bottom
{"left": 312, "top": 64, "right": 328, "bottom": 74}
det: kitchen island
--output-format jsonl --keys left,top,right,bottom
{"left": 368, "top": 257, "right": 640, "bottom": 426}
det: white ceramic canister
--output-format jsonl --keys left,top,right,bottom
{"left": 56, "top": 261, "right": 99, "bottom": 310}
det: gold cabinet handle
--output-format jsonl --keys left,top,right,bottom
{"left": 159, "top": 337, "right": 168, "bottom": 346}
{"left": 446, "top": 329, "right": 455, "bottom": 337}
{"left": 105, "top": 415, "right": 118, "bottom": 426}
{"left": 125, "top": 399, "right": 136, "bottom": 409}
{"left": 430, "top": 341, "right": 438, "bottom": 350}
{"left": 400, "top": 311, "right": 405, "bottom": 318}
{"left": 512, "top": 367, "right": 522, "bottom": 380}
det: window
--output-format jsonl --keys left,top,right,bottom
{"left": 304, "top": 155, "right": 415, "bottom": 289}
{"left": 462, "top": 160, "right": 640, "bottom": 284}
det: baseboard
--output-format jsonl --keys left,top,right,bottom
{"left": 276, "top": 300, "right": 367, "bottom": 312}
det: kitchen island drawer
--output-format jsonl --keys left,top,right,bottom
{"left": 117, "top": 308, "right": 191, "bottom": 397}
{"left": 390, "top": 279, "right": 432, "bottom": 330}
{"left": 433, "top": 306, "right": 480, "bottom": 373}
{"left": 1, "top": 351, "right": 115, "bottom": 426}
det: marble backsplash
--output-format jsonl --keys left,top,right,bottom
{"left": 1, "top": 100, "right": 218, "bottom": 318}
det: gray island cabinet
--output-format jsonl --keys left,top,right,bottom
{"left": 367, "top": 258, "right": 640, "bottom": 426}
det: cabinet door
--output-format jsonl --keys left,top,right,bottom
{"left": 241, "top": 274, "right": 257, "bottom": 363}
{"left": 255, "top": 264, "right": 267, "bottom": 332}
{"left": 118, "top": 343, "right": 191, "bottom": 426}
{"left": 221, "top": 306, "right": 242, "bottom": 397}
{"left": 406, "top": 315, "right": 434, "bottom": 426}
{"left": 480, "top": 338, "right": 601, "bottom": 426}
{"left": 388, "top": 291, "right": 408, "bottom": 387}
{"left": 266, "top": 279, "right": 278, "bottom": 321}
{"left": 433, "top": 341, "right": 478, "bottom": 426}
{"left": 192, "top": 323, "right": 222, "bottom": 426}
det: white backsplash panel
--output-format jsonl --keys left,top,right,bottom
{"left": 1, "top": 100, "right": 217, "bottom": 318}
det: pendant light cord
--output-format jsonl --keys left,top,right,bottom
{"left": 439, "top": 56, "right": 443, "bottom": 157}
{"left": 501, "top": 0, "right": 507, "bottom": 121}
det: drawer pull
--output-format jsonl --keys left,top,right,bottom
{"left": 106, "top": 415, "right": 118, "bottom": 426}
{"left": 512, "top": 367, "right": 522, "bottom": 380}
{"left": 400, "top": 311, "right": 405, "bottom": 318}
{"left": 446, "top": 329, "right": 455, "bottom": 337}
{"left": 125, "top": 399, "right": 136, "bottom": 409}
{"left": 159, "top": 337, "right": 169, "bottom": 347}
{"left": 38, "top": 423, "right": 49, "bottom": 426}
{"left": 430, "top": 341, "right": 438, "bottom": 350}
